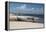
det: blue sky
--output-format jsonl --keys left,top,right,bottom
{"left": 8, "top": 2, "right": 44, "bottom": 15}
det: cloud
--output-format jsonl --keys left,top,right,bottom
{"left": 10, "top": 4, "right": 44, "bottom": 15}
{"left": 16, "top": 7, "right": 43, "bottom": 14}
{"left": 20, "top": 4, "right": 26, "bottom": 9}
{"left": 32, "top": 8, "right": 34, "bottom": 10}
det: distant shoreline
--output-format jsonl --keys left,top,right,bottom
{"left": 10, "top": 13, "right": 44, "bottom": 18}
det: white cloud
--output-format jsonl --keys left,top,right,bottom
{"left": 20, "top": 4, "right": 26, "bottom": 9}
{"left": 32, "top": 8, "right": 34, "bottom": 10}
{"left": 14, "top": 5, "right": 44, "bottom": 15}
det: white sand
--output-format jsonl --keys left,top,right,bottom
{"left": 9, "top": 14, "right": 44, "bottom": 30}
{"left": 9, "top": 21, "right": 43, "bottom": 30}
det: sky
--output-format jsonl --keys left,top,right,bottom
{"left": 8, "top": 2, "right": 44, "bottom": 15}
